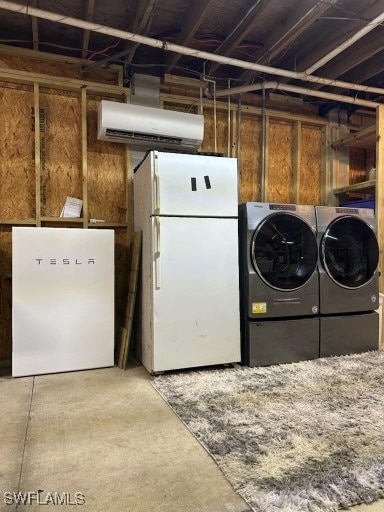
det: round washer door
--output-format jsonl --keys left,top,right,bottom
{"left": 251, "top": 213, "right": 318, "bottom": 291}
{"left": 321, "top": 215, "right": 379, "bottom": 289}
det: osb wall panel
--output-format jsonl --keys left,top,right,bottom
{"left": 87, "top": 97, "right": 126, "bottom": 223}
{"left": 239, "top": 114, "right": 262, "bottom": 203}
{"left": 0, "top": 227, "right": 12, "bottom": 359}
{"left": 201, "top": 109, "right": 229, "bottom": 156}
{"left": 350, "top": 147, "right": 367, "bottom": 184}
{"left": 0, "top": 53, "right": 120, "bottom": 85}
{"left": 266, "top": 120, "right": 293, "bottom": 203}
{"left": 0, "top": 86, "right": 35, "bottom": 220}
{"left": 40, "top": 90, "right": 82, "bottom": 217}
{"left": 300, "top": 125, "right": 322, "bottom": 205}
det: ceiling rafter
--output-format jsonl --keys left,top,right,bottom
{"left": 205, "top": 0, "right": 269, "bottom": 77}
{"left": 342, "top": 52, "right": 384, "bottom": 85}
{"left": 31, "top": 0, "right": 39, "bottom": 51}
{"left": 83, "top": 0, "right": 157, "bottom": 71}
{"left": 310, "top": 29, "right": 384, "bottom": 90}
{"left": 289, "top": 1, "right": 384, "bottom": 73}
{"left": 124, "top": 0, "right": 157, "bottom": 66}
{"left": 238, "top": 0, "right": 338, "bottom": 83}
{"left": 163, "top": 0, "right": 215, "bottom": 75}
{"left": 81, "top": 0, "right": 95, "bottom": 60}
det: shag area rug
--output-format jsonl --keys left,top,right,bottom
{"left": 152, "top": 351, "right": 384, "bottom": 512}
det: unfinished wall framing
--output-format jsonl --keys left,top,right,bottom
{"left": 1, "top": 52, "right": 374, "bottom": 360}
{"left": 0, "top": 52, "right": 130, "bottom": 359}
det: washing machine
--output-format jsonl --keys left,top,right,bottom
{"left": 239, "top": 202, "right": 320, "bottom": 366}
{"left": 315, "top": 205, "right": 380, "bottom": 357}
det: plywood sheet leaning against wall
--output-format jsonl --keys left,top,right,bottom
{"left": 0, "top": 227, "right": 12, "bottom": 359}
{"left": 266, "top": 120, "right": 293, "bottom": 203}
{"left": 87, "top": 97, "right": 127, "bottom": 224}
{"left": 239, "top": 114, "right": 262, "bottom": 203}
{"left": 40, "top": 90, "right": 82, "bottom": 217}
{"left": 300, "top": 125, "right": 322, "bottom": 205}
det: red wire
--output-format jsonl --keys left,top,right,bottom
{"left": 86, "top": 39, "right": 122, "bottom": 61}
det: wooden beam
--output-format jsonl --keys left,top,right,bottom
{"left": 307, "top": 30, "right": 384, "bottom": 90}
{"left": 239, "top": 0, "right": 337, "bottom": 82}
{"left": 343, "top": 53, "right": 384, "bottom": 85}
{"left": 81, "top": 87, "right": 88, "bottom": 228}
{"left": 332, "top": 125, "right": 376, "bottom": 149}
{"left": 206, "top": 0, "right": 269, "bottom": 76}
{"left": 88, "top": 0, "right": 157, "bottom": 70}
{"left": 81, "top": 0, "right": 96, "bottom": 60}
{"left": 0, "top": 66, "right": 126, "bottom": 96}
{"left": 376, "top": 105, "right": 384, "bottom": 292}
{"left": 262, "top": 115, "right": 269, "bottom": 202}
{"left": 289, "top": 2, "right": 384, "bottom": 74}
{"left": 34, "top": 82, "right": 41, "bottom": 227}
{"left": 124, "top": 0, "right": 157, "bottom": 65}
{"left": 320, "top": 125, "right": 331, "bottom": 205}
{"left": 31, "top": 0, "right": 39, "bottom": 51}
{"left": 164, "top": 0, "right": 215, "bottom": 74}
{"left": 292, "top": 121, "right": 301, "bottom": 203}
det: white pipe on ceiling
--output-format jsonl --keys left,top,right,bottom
{"left": 0, "top": 0, "right": 384, "bottom": 99}
{"left": 215, "top": 81, "right": 380, "bottom": 108}
{"left": 306, "top": 11, "right": 384, "bottom": 75}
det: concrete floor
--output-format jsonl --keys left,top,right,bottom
{"left": 1, "top": 363, "right": 384, "bottom": 512}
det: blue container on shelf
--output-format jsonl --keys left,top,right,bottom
{"left": 340, "top": 198, "right": 375, "bottom": 209}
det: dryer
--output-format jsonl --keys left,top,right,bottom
{"left": 315, "top": 206, "right": 379, "bottom": 314}
{"left": 239, "top": 202, "right": 319, "bottom": 366}
{"left": 315, "top": 206, "right": 380, "bottom": 357}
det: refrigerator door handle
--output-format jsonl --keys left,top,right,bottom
{"left": 154, "top": 217, "right": 161, "bottom": 289}
{"left": 154, "top": 168, "right": 160, "bottom": 214}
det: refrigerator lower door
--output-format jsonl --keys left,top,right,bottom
{"left": 146, "top": 217, "right": 240, "bottom": 373}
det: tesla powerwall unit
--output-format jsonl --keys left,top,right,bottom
{"left": 97, "top": 100, "right": 204, "bottom": 150}
{"left": 12, "top": 227, "right": 114, "bottom": 377}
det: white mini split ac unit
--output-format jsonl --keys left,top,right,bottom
{"left": 97, "top": 100, "right": 204, "bottom": 151}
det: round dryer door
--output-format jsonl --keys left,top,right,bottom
{"left": 251, "top": 213, "right": 318, "bottom": 291}
{"left": 321, "top": 215, "right": 379, "bottom": 289}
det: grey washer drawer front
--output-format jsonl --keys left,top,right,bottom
{"left": 244, "top": 317, "right": 319, "bottom": 367}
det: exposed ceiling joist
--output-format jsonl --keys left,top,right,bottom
{"left": 163, "top": 0, "right": 215, "bottom": 74}
{"left": 205, "top": 0, "right": 269, "bottom": 77}
{"left": 81, "top": 0, "right": 95, "bottom": 60}
{"left": 3, "top": 0, "right": 384, "bottom": 101}
{"left": 312, "top": 29, "right": 384, "bottom": 88}
{"left": 238, "top": 0, "right": 337, "bottom": 82}
{"left": 343, "top": 53, "right": 384, "bottom": 85}
{"left": 83, "top": 0, "right": 157, "bottom": 71}
{"left": 290, "top": 1, "right": 384, "bottom": 73}
{"left": 124, "top": 0, "right": 157, "bottom": 66}
{"left": 31, "top": 0, "right": 39, "bottom": 51}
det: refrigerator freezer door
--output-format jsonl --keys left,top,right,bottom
{"left": 137, "top": 151, "right": 239, "bottom": 217}
{"left": 147, "top": 217, "right": 240, "bottom": 372}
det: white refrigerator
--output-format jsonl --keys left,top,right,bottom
{"left": 134, "top": 151, "right": 240, "bottom": 373}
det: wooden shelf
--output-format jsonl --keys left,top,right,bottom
{"left": 333, "top": 179, "right": 376, "bottom": 196}
{"left": 88, "top": 222, "right": 128, "bottom": 228}
{"left": 0, "top": 219, "right": 36, "bottom": 225}
{"left": 332, "top": 125, "right": 376, "bottom": 149}
{"left": 41, "top": 217, "right": 84, "bottom": 223}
